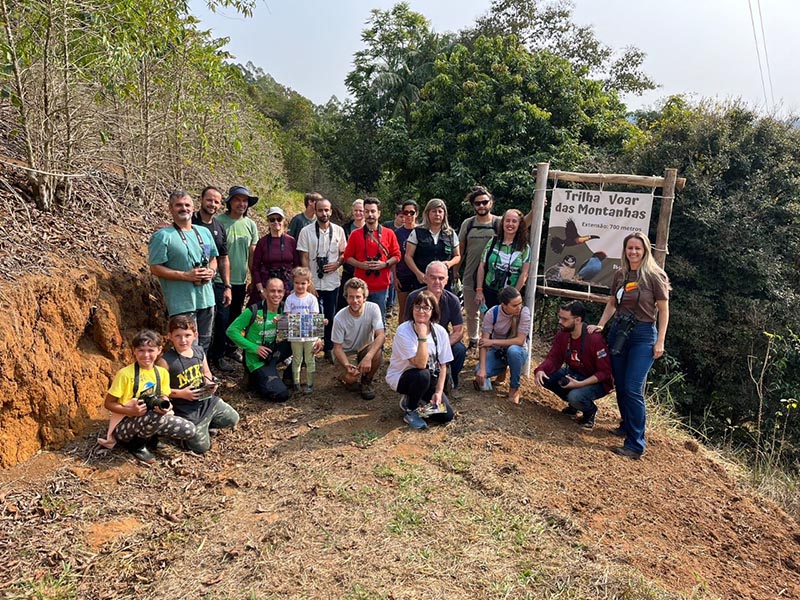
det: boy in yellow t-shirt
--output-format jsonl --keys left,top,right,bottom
{"left": 101, "top": 330, "right": 196, "bottom": 463}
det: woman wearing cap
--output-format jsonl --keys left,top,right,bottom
{"left": 249, "top": 207, "right": 300, "bottom": 304}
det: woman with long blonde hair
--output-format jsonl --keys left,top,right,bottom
{"left": 589, "top": 232, "right": 670, "bottom": 460}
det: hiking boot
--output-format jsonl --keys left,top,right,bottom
{"left": 361, "top": 382, "right": 376, "bottom": 401}
{"left": 610, "top": 426, "right": 626, "bottom": 437}
{"left": 403, "top": 410, "right": 428, "bottom": 430}
{"left": 578, "top": 411, "right": 596, "bottom": 430}
{"left": 304, "top": 384, "right": 313, "bottom": 395}
{"left": 561, "top": 405, "right": 578, "bottom": 416}
{"left": 128, "top": 445, "right": 155, "bottom": 464}
{"left": 399, "top": 394, "right": 410, "bottom": 412}
{"left": 226, "top": 348, "right": 243, "bottom": 362}
{"left": 214, "top": 357, "right": 235, "bottom": 373}
{"left": 612, "top": 446, "right": 642, "bottom": 460}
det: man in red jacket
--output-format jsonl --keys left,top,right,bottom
{"left": 534, "top": 301, "right": 613, "bottom": 430}
{"left": 343, "top": 197, "right": 401, "bottom": 322}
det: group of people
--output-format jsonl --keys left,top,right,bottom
{"left": 101, "top": 185, "right": 669, "bottom": 463}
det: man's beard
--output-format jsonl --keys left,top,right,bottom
{"left": 318, "top": 215, "right": 329, "bottom": 224}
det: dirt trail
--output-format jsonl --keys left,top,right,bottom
{"left": 1, "top": 350, "right": 798, "bottom": 600}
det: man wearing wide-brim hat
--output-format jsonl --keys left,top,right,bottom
{"left": 209, "top": 185, "right": 260, "bottom": 372}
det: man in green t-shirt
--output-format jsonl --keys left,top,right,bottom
{"left": 210, "top": 185, "right": 259, "bottom": 370}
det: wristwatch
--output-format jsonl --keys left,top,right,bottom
{"left": 224, "top": 284, "right": 232, "bottom": 290}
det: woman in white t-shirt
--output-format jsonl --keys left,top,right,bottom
{"left": 386, "top": 290, "right": 455, "bottom": 429}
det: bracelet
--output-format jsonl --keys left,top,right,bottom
{"left": 476, "top": 287, "right": 483, "bottom": 292}
{"left": 417, "top": 337, "right": 428, "bottom": 342}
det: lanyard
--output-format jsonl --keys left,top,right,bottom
{"left": 173, "top": 224, "right": 207, "bottom": 264}
{"left": 315, "top": 222, "right": 333, "bottom": 258}
{"left": 363, "top": 225, "right": 389, "bottom": 259}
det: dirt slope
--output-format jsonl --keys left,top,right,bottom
{"left": 1, "top": 353, "right": 798, "bottom": 600}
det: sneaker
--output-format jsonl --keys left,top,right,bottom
{"left": 214, "top": 357, "right": 235, "bottom": 373}
{"left": 305, "top": 384, "right": 313, "bottom": 395}
{"left": 399, "top": 394, "right": 410, "bottom": 412}
{"left": 612, "top": 446, "right": 642, "bottom": 460}
{"left": 610, "top": 425, "right": 626, "bottom": 437}
{"left": 128, "top": 445, "right": 155, "bottom": 464}
{"left": 403, "top": 411, "right": 428, "bottom": 429}
{"left": 361, "top": 383, "right": 376, "bottom": 401}
{"left": 578, "top": 411, "right": 596, "bottom": 430}
{"left": 561, "top": 405, "right": 578, "bottom": 416}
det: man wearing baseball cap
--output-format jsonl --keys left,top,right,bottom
{"left": 210, "top": 185, "right": 259, "bottom": 371}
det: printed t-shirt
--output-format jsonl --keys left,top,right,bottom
{"left": 214, "top": 214, "right": 258, "bottom": 286}
{"left": 285, "top": 293, "right": 320, "bottom": 315}
{"left": 480, "top": 240, "right": 531, "bottom": 290}
{"left": 162, "top": 345, "right": 218, "bottom": 422}
{"left": 611, "top": 269, "right": 670, "bottom": 323}
{"left": 226, "top": 306, "right": 280, "bottom": 372}
{"left": 108, "top": 363, "right": 172, "bottom": 404}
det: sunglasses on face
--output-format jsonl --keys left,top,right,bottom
{"left": 402, "top": 210, "right": 416, "bottom": 216}
{"left": 269, "top": 217, "right": 283, "bottom": 223}
{"left": 473, "top": 200, "right": 490, "bottom": 207}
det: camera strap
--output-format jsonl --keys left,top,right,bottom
{"left": 315, "top": 222, "right": 334, "bottom": 258}
{"left": 428, "top": 325, "right": 440, "bottom": 370}
{"left": 133, "top": 363, "right": 161, "bottom": 398}
{"left": 363, "top": 225, "right": 389, "bottom": 259}
{"left": 173, "top": 224, "right": 208, "bottom": 264}
{"left": 265, "top": 233, "right": 285, "bottom": 263}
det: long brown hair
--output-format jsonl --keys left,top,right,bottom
{"left": 502, "top": 209, "right": 528, "bottom": 252}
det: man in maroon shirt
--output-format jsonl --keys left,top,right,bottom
{"left": 533, "top": 301, "right": 613, "bottom": 430}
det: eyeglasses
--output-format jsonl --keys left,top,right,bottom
{"left": 473, "top": 200, "right": 490, "bottom": 207}
{"left": 268, "top": 217, "right": 283, "bottom": 223}
{"left": 402, "top": 210, "right": 417, "bottom": 216}
{"left": 413, "top": 304, "right": 433, "bottom": 313}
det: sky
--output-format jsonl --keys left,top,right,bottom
{"left": 191, "top": 0, "right": 799, "bottom": 117}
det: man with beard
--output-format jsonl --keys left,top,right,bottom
{"left": 402, "top": 261, "right": 466, "bottom": 392}
{"left": 297, "top": 197, "right": 346, "bottom": 363}
{"left": 210, "top": 185, "right": 259, "bottom": 371}
{"left": 149, "top": 190, "right": 219, "bottom": 352}
{"left": 192, "top": 186, "right": 233, "bottom": 367}
{"left": 458, "top": 186, "right": 501, "bottom": 350}
{"left": 533, "top": 301, "right": 613, "bottom": 430}
{"left": 343, "top": 197, "right": 400, "bottom": 321}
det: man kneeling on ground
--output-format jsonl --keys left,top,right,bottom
{"left": 331, "top": 277, "right": 385, "bottom": 400}
{"left": 158, "top": 315, "right": 239, "bottom": 453}
{"left": 533, "top": 300, "right": 613, "bottom": 430}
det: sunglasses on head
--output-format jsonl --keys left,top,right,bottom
{"left": 269, "top": 216, "right": 283, "bottom": 223}
{"left": 402, "top": 210, "right": 416, "bottom": 216}
{"left": 473, "top": 200, "right": 490, "bottom": 207}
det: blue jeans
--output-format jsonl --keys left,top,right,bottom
{"left": 450, "top": 341, "right": 467, "bottom": 389}
{"left": 542, "top": 368, "right": 606, "bottom": 415}
{"left": 477, "top": 344, "right": 528, "bottom": 389}
{"left": 608, "top": 320, "right": 656, "bottom": 454}
{"left": 367, "top": 288, "right": 388, "bottom": 325}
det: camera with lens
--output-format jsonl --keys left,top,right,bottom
{"left": 364, "top": 253, "right": 381, "bottom": 277}
{"left": 315, "top": 256, "right": 329, "bottom": 279}
{"left": 139, "top": 392, "right": 171, "bottom": 411}
{"left": 428, "top": 365, "right": 441, "bottom": 380}
{"left": 610, "top": 312, "right": 638, "bottom": 356}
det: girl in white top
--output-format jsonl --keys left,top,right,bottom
{"left": 386, "top": 290, "right": 455, "bottom": 429}
{"left": 284, "top": 267, "right": 322, "bottom": 394}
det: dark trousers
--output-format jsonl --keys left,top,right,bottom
{"left": 397, "top": 368, "right": 454, "bottom": 424}
{"left": 248, "top": 340, "right": 292, "bottom": 402}
{"left": 317, "top": 289, "right": 339, "bottom": 352}
{"left": 211, "top": 282, "right": 247, "bottom": 361}
{"left": 450, "top": 341, "right": 467, "bottom": 390}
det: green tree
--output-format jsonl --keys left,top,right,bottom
{"left": 383, "top": 35, "right": 635, "bottom": 219}
{"left": 624, "top": 97, "right": 800, "bottom": 451}
{"left": 465, "top": 0, "right": 655, "bottom": 95}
